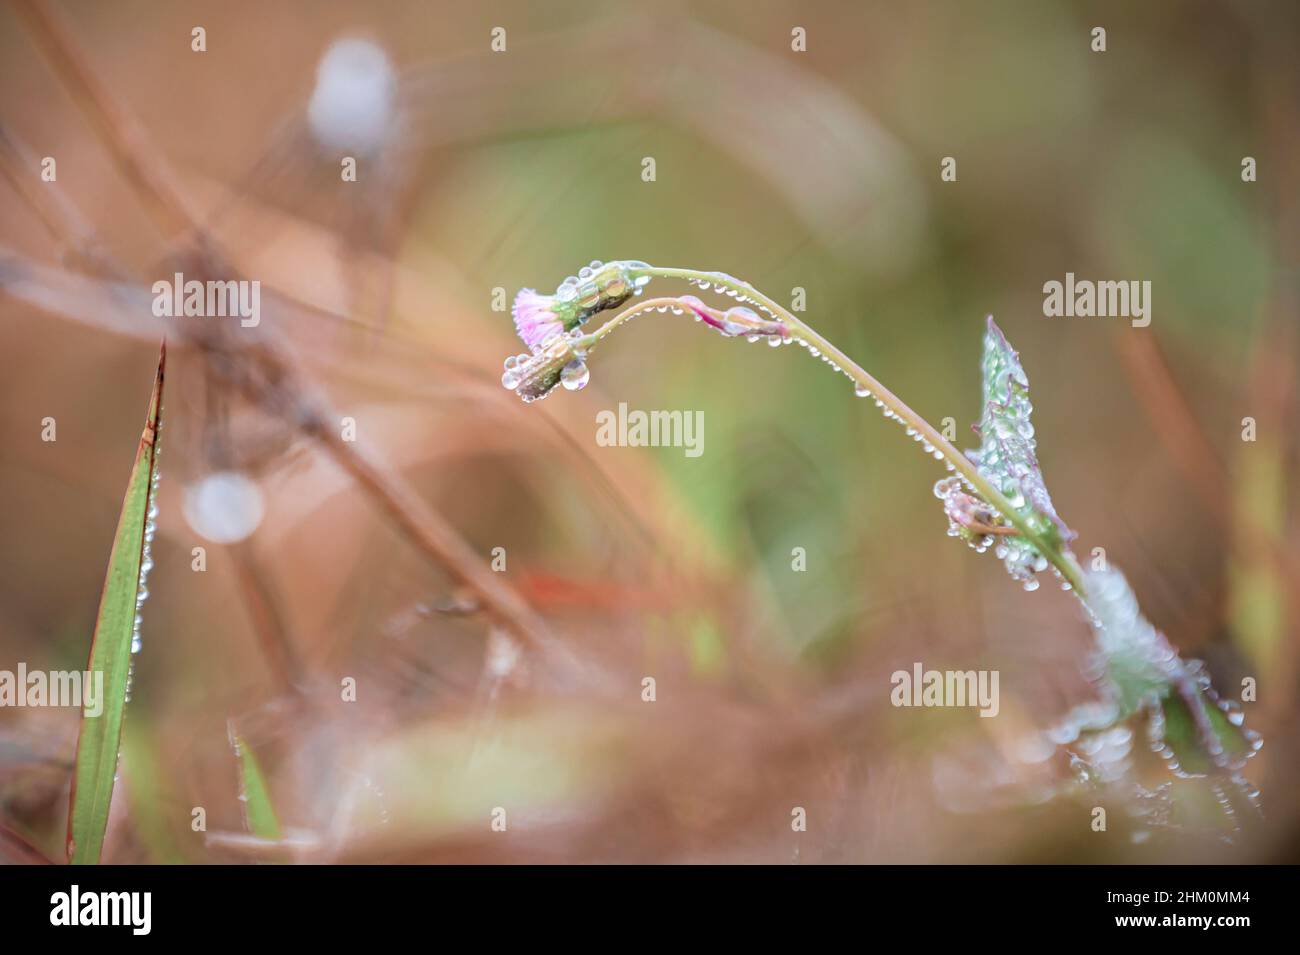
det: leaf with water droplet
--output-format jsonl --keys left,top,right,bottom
{"left": 1081, "top": 566, "right": 1259, "bottom": 781}
{"left": 1044, "top": 565, "right": 1263, "bottom": 836}
{"left": 68, "top": 340, "right": 166, "bottom": 864}
{"left": 964, "top": 318, "right": 1075, "bottom": 583}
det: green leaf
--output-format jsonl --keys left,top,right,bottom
{"left": 229, "top": 725, "right": 283, "bottom": 842}
{"left": 68, "top": 342, "right": 165, "bottom": 865}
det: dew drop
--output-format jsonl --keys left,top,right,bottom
{"left": 560, "top": 359, "right": 590, "bottom": 391}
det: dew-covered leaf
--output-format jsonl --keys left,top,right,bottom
{"left": 1084, "top": 566, "right": 1259, "bottom": 778}
{"left": 944, "top": 318, "right": 1077, "bottom": 587}
{"left": 967, "top": 317, "right": 1072, "bottom": 550}
{"left": 1044, "top": 567, "right": 1262, "bottom": 837}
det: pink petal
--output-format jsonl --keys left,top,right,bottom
{"left": 512, "top": 289, "right": 564, "bottom": 349}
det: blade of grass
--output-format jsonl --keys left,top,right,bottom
{"left": 67, "top": 341, "right": 166, "bottom": 864}
{"left": 228, "top": 722, "right": 283, "bottom": 842}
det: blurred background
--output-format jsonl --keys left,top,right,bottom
{"left": 0, "top": 0, "right": 1296, "bottom": 863}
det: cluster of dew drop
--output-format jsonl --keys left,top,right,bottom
{"left": 1062, "top": 743, "right": 1179, "bottom": 845}
{"left": 363, "top": 775, "right": 391, "bottom": 826}
{"left": 1039, "top": 700, "right": 1258, "bottom": 843}
{"left": 225, "top": 722, "right": 256, "bottom": 816}
{"left": 1144, "top": 666, "right": 1261, "bottom": 777}
{"left": 553, "top": 259, "right": 649, "bottom": 316}
{"left": 680, "top": 274, "right": 792, "bottom": 344}
{"left": 1059, "top": 719, "right": 1135, "bottom": 788}
{"left": 846, "top": 374, "right": 968, "bottom": 483}
{"left": 104, "top": 423, "right": 162, "bottom": 808}
{"left": 969, "top": 484, "right": 1056, "bottom": 592}
{"left": 124, "top": 435, "right": 161, "bottom": 704}
{"left": 1062, "top": 723, "right": 1260, "bottom": 844}
{"left": 929, "top": 474, "right": 1055, "bottom": 594}
{"left": 501, "top": 329, "right": 591, "bottom": 403}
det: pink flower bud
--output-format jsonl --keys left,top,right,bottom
{"left": 511, "top": 289, "right": 568, "bottom": 350}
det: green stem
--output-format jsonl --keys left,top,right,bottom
{"left": 624, "top": 265, "right": 1089, "bottom": 597}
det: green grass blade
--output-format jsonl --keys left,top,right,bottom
{"left": 67, "top": 342, "right": 165, "bottom": 864}
{"left": 228, "top": 723, "right": 283, "bottom": 841}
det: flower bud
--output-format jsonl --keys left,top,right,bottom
{"left": 511, "top": 289, "right": 568, "bottom": 350}
{"left": 513, "top": 261, "right": 650, "bottom": 352}
{"left": 501, "top": 334, "right": 588, "bottom": 403}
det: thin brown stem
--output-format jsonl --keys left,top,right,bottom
{"left": 10, "top": 0, "right": 198, "bottom": 239}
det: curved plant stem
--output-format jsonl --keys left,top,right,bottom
{"left": 574, "top": 296, "right": 785, "bottom": 350}
{"left": 576, "top": 297, "right": 699, "bottom": 347}
{"left": 622, "top": 266, "right": 1089, "bottom": 597}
